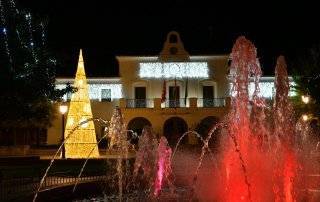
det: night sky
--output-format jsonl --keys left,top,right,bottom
{"left": 19, "top": 0, "right": 320, "bottom": 77}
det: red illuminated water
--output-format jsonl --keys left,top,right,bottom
{"left": 217, "top": 37, "right": 298, "bottom": 202}
{"left": 154, "top": 136, "right": 173, "bottom": 197}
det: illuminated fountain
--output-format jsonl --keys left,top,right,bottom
{"left": 153, "top": 136, "right": 174, "bottom": 197}
{"left": 133, "top": 126, "right": 158, "bottom": 190}
{"left": 106, "top": 107, "right": 131, "bottom": 201}
{"left": 131, "top": 126, "right": 175, "bottom": 199}
{"left": 33, "top": 117, "right": 108, "bottom": 202}
{"left": 189, "top": 36, "right": 319, "bottom": 201}
{"left": 216, "top": 37, "right": 299, "bottom": 202}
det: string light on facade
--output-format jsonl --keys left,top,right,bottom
{"left": 64, "top": 49, "right": 99, "bottom": 158}
{"left": 230, "top": 81, "right": 297, "bottom": 98}
{"left": 139, "top": 62, "right": 209, "bottom": 78}
{"left": 56, "top": 83, "right": 123, "bottom": 101}
{"left": 90, "top": 84, "right": 122, "bottom": 101}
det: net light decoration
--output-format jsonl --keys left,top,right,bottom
{"left": 56, "top": 84, "right": 122, "bottom": 101}
{"left": 139, "top": 62, "right": 209, "bottom": 78}
{"left": 230, "top": 81, "right": 296, "bottom": 98}
{"left": 64, "top": 50, "right": 99, "bottom": 158}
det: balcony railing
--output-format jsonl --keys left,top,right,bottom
{"left": 164, "top": 99, "right": 187, "bottom": 108}
{"left": 197, "top": 98, "right": 226, "bottom": 107}
{"left": 126, "top": 99, "right": 154, "bottom": 108}
{"left": 122, "top": 98, "right": 227, "bottom": 109}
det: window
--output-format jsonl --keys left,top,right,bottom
{"left": 134, "top": 87, "right": 146, "bottom": 107}
{"left": 272, "top": 87, "right": 275, "bottom": 98}
{"left": 101, "top": 89, "right": 111, "bottom": 102}
{"left": 203, "top": 86, "right": 214, "bottom": 107}
{"left": 170, "top": 47, "right": 178, "bottom": 55}
{"left": 169, "top": 34, "right": 178, "bottom": 43}
{"left": 169, "top": 86, "right": 180, "bottom": 107}
{"left": 66, "top": 92, "right": 72, "bottom": 101}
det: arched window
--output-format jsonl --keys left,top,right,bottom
{"left": 169, "top": 47, "right": 178, "bottom": 55}
{"left": 169, "top": 34, "right": 178, "bottom": 43}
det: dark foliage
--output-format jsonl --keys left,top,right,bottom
{"left": 0, "top": 0, "right": 73, "bottom": 144}
{"left": 290, "top": 44, "right": 320, "bottom": 117}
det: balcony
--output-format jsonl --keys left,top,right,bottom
{"left": 120, "top": 97, "right": 230, "bottom": 109}
{"left": 126, "top": 99, "right": 154, "bottom": 108}
{"left": 197, "top": 98, "right": 226, "bottom": 107}
{"left": 165, "top": 99, "right": 187, "bottom": 108}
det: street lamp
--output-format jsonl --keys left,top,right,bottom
{"left": 59, "top": 104, "right": 68, "bottom": 159}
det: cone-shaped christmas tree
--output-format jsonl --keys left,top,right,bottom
{"left": 64, "top": 49, "right": 99, "bottom": 158}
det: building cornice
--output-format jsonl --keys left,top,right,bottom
{"left": 116, "top": 54, "right": 229, "bottom": 61}
{"left": 56, "top": 77, "right": 121, "bottom": 84}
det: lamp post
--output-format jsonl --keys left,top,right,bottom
{"left": 59, "top": 104, "right": 68, "bottom": 159}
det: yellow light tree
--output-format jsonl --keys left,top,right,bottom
{"left": 64, "top": 49, "right": 99, "bottom": 158}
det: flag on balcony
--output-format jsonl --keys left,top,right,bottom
{"left": 184, "top": 78, "right": 188, "bottom": 105}
{"left": 161, "top": 80, "right": 166, "bottom": 103}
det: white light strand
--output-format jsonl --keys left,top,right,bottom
{"left": 89, "top": 84, "right": 122, "bottom": 100}
{"left": 56, "top": 83, "right": 123, "bottom": 101}
{"left": 25, "top": 12, "right": 37, "bottom": 63}
{"left": 230, "top": 81, "right": 297, "bottom": 98}
{"left": 0, "top": 0, "right": 13, "bottom": 66}
{"left": 139, "top": 62, "right": 209, "bottom": 78}
{"left": 40, "top": 22, "right": 45, "bottom": 45}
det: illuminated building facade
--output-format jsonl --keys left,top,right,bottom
{"left": 47, "top": 31, "right": 295, "bottom": 147}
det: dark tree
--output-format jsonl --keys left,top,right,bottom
{"left": 290, "top": 44, "right": 320, "bottom": 117}
{"left": 0, "top": 0, "right": 72, "bottom": 145}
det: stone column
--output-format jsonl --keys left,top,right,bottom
{"left": 119, "top": 98, "right": 126, "bottom": 108}
{"left": 154, "top": 98, "right": 161, "bottom": 109}
{"left": 225, "top": 97, "right": 231, "bottom": 107}
{"left": 189, "top": 97, "right": 198, "bottom": 108}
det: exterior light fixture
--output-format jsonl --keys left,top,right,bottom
{"left": 301, "top": 95, "right": 310, "bottom": 104}
{"left": 59, "top": 105, "right": 68, "bottom": 114}
{"left": 302, "top": 114, "right": 309, "bottom": 122}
